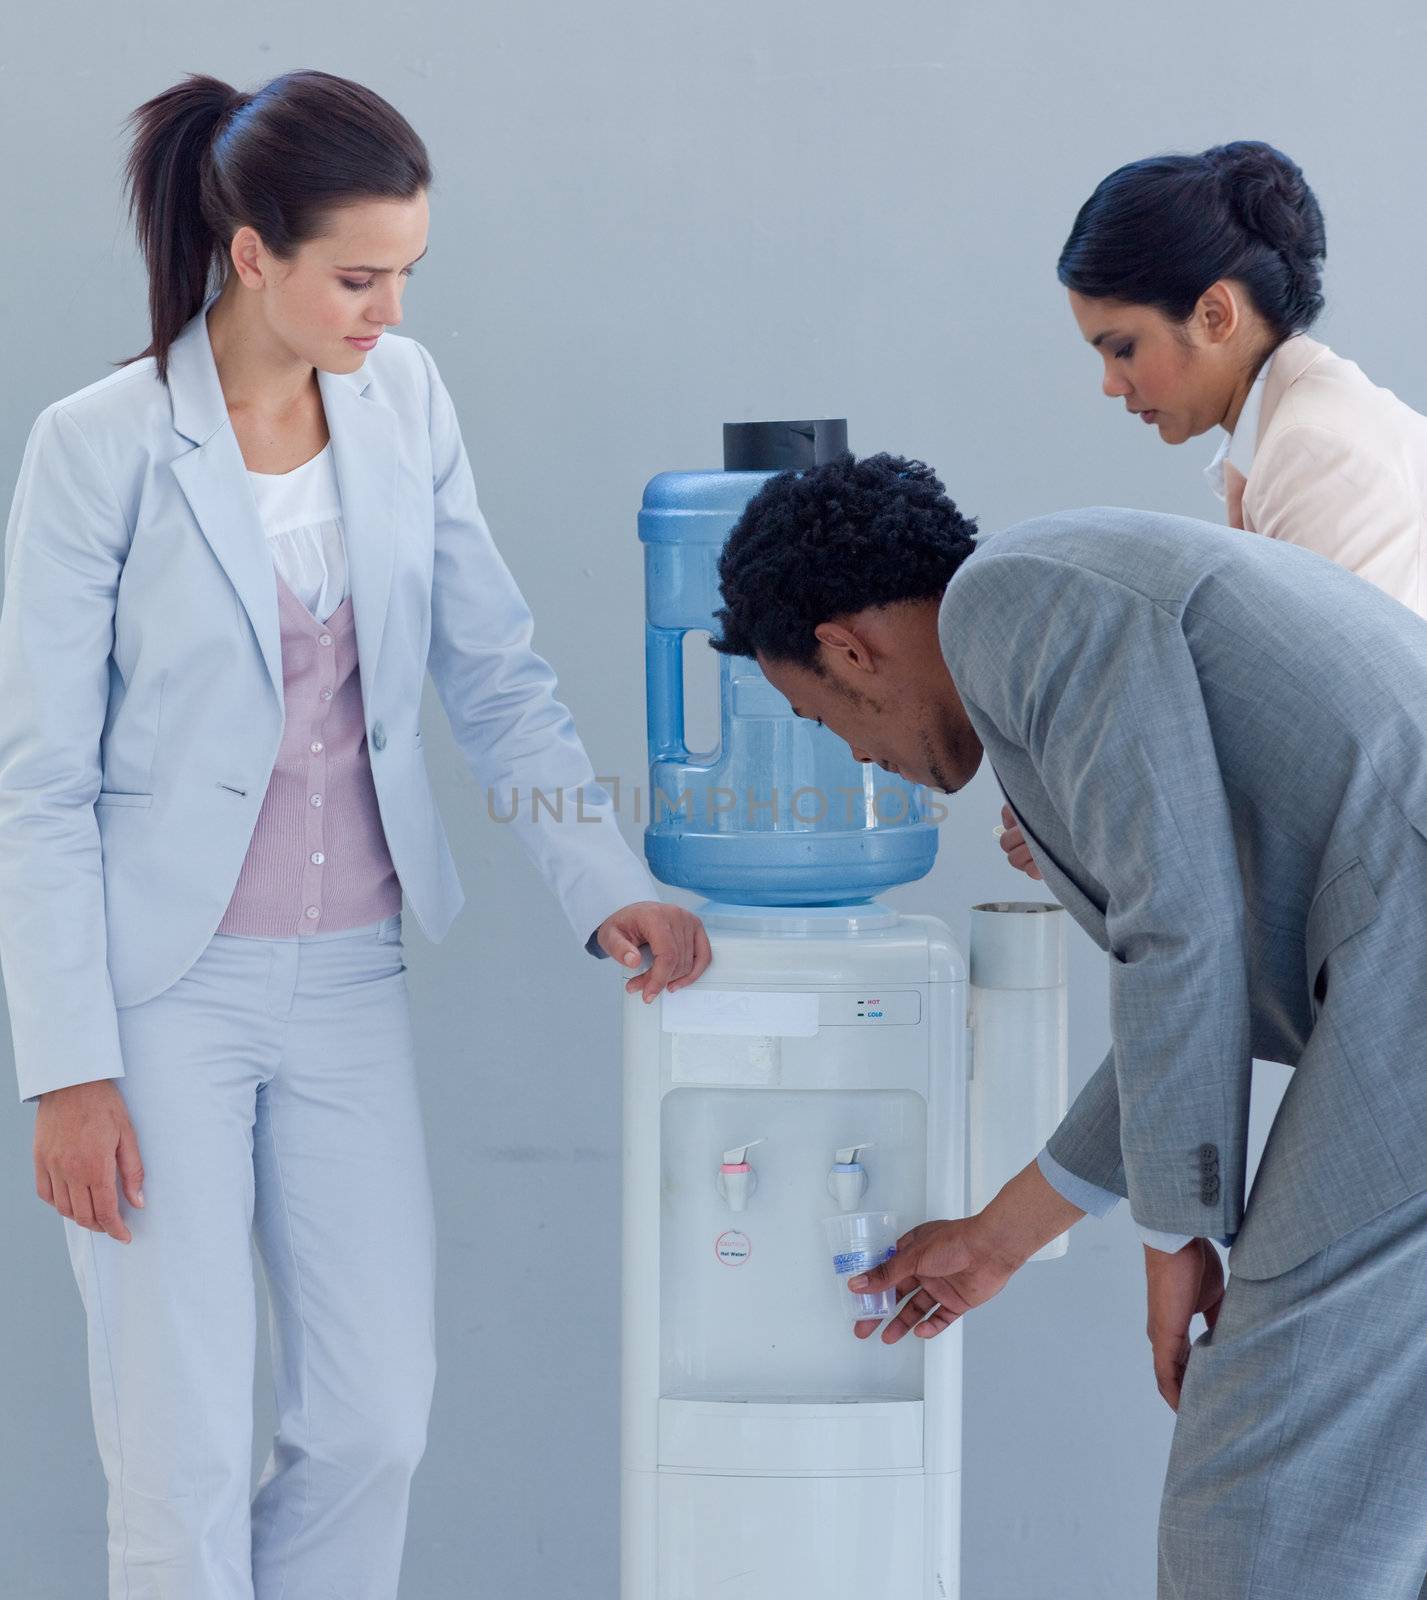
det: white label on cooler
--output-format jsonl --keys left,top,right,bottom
{"left": 662, "top": 989, "right": 819, "bottom": 1037}
{"left": 670, "top": 1032, "right": 780, "bottom": 1086}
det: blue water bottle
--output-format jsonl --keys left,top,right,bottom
{"left": 640, "top": 420, "right": 939, "bottom": 905}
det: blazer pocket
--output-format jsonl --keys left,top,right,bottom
{"left": 94, "top": 791, "right": 154, "bottom": 810}
{"left": 1005, "top": 808, "right": 1107, "bottom": 949}
{"left": 1304, "top": 858, "right": 1379, "bottom": 1002}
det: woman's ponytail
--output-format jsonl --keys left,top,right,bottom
{"left": 120, "top": 74, "right": 244, "bottom": 385}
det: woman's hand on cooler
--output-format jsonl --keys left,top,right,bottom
{"left": 597, "top": 901, "right": 712, "bottom": 1002}
{"left": 33, "top": 1080, "right": 145, "bottom": 1244}
{"left": 996, "top": 802, "right": 1043, "bottom": 880}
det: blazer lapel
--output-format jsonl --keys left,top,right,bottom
{"left": 167, "top": 302, "right": 285, "bottom": 705}
{"left": 165, "top": 297, "right": 398, "bottom": 704}
{"left": 1239, "top": 334, "right": 1334, "bottom": 535}
{"left": 317, "top": 366, "right": 397, "bottom": 689}
{"left": 1255, "top": 333, "right": 1331, "bottom": 450}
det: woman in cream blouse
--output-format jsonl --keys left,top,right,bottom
{"left": 1001, "top": 140, "right": 1427, "bottom": 886}
{"left": 1060, "top": 139, "right": 1427, "bottom": 612}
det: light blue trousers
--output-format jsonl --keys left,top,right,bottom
{"left": 63, "top": 913, "right": 437, "bottom": 1600}
{"left": 1161, "top": 1184, "right": 1427, "bottom": 1599}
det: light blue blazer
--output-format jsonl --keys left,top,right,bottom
{"left": 0, "top": 299, "right": 656, "bottom": 1102}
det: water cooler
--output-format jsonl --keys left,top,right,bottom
{"left": 621, "top": 422, "right": 1068, "bottom": 1600}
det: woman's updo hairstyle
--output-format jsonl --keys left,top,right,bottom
{"left": 118, "top": 70, "right": 432, "bottom": 384}
{"left": 1057, "top": 140, "right": 1326, "bottom": 341}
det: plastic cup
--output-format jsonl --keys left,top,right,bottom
{"left": 822, "top": 1211, "right": 900, "bottom": 1322}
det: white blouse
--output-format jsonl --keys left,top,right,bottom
{"left": 245, "top": 442, "right": 349, "bottom": 622}
{"left": 1203, "top": 348, "right": 1274, "bottom": 505}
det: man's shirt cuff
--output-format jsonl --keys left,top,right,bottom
{"left": 1137, "top": 1227, "right": 1194, "bottom": 1254}
{"left": 1036, "top": 1147, "right": 1122, "bottom": 1218}
{"left": 1036, "top": 1148, "right": 1234, "bottom": 1253}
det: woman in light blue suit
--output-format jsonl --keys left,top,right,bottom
{"left": 0, "top": 69, "right": 708, "bottom": 1598}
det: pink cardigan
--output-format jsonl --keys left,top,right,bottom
{"left": 217, "top": 574, "right": 401, "bottom": 936}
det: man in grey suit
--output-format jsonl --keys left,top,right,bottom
{"left": 711, "top": 450, "right": 1427, "bottom": 1599}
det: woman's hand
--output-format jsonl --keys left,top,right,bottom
{"left": 33, "top": 1080, "right": 145, "bottom": 1244}
{"left": 997, "top": 802, "right": 1043, "bottom": 880}
{"left": 596, "top": 901, "right": 712, "bottom": 1003}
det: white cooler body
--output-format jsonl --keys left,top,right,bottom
{"left": 621, "top": 906, "right": 967, "bottom": 1600}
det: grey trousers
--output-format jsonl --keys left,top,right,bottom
{"left": 1160, "top": 1185, "right": 1427, "bottom": 1598}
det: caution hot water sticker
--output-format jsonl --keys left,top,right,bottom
{"left": 715, "top": 1230, "right": 752, "bottom": 1266}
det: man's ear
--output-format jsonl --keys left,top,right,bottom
{"left": 814, "top": 618, "right": 876, "bottom": 673}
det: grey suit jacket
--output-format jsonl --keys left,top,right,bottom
{"left": 939, "top": 508, "right": 1427, "bottom": 1279}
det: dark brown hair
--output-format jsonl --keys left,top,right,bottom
{"left": 1058, "top": 141, "right": 1325, "bottom": 343}
{"left": 118, "top": 70, "right": 432, "bottom": 383}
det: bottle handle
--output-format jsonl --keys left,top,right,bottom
{"left": 646, "top": 624, "right": 689, "bottom": 763}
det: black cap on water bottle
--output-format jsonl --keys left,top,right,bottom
{"left": 722, "top": 419, "right": 848, "bottom": 472}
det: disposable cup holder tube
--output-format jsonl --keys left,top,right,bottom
{"left": 968, "top": 900, "right": 1069, "bottom": 1261}
{"left": 822, "top": 1210, "right": 900, "bottom": 1322}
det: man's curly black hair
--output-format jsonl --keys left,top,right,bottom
{"left": 710, "top": 452, "right": 978, "bottom": 667}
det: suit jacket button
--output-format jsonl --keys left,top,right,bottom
{"left": 371, "top": 722, "right": 387, "bottom": 752}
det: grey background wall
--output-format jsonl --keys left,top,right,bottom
{"left": 2, "top": 3, "right": 1424, "bottom": 1595}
